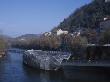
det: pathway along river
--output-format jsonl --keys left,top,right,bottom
{"left": 0, "top": 49, "right": 110, "bottom": 82}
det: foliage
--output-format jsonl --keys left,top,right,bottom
{"left": 52, "top": 0, "right": 110, "bottom": 32}
{"left": 99, "top": 28, "right": 110, "bottom": 44}
{"left": 0, "top": 37, "right": 7, "bottom": 50}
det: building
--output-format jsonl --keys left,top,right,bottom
{"left": 44, "top": 32, "right": 52, "bottom": 36}
{"left": 56, "top": 29, "right": 68, "bottom": 36}
{"left": 105, "top": 0, "right": 110, "bottom": 3}
{"left": 100, "top": 17, "right": 110, "bottom": 32}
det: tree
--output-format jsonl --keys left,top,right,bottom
{"left": 0, "top": 37, "right": 6, "bottom": 50}
{"left": 68, "top": 35, "right": 88, "bottom": 60}
{"left": 100, "top": 28, "right": 110, "bottom": 44}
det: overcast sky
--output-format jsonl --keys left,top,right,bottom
{"left": 0, "top": 0, "right": 91, "bottom": 37}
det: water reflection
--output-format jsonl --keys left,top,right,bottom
{"left": 63, "top": 66, "right": 110, "bottom": 82}
{"left": 23, "top": 65, "right": 65, "bottom": 82}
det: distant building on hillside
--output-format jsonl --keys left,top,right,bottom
{"left": 20, "top": 38, "right": 26, "bottom": 41}
{"left": 103, "top": 16, "right": 110, "bottom": 21}
{"left": 71, "top": 30, "right": 81, "bottom": 37}
{"left": 100, "top": 17, "right": 110, "bottom": 32}
{"left": 56, "top": 29, "right": 68, "bottom": 35}
{"left": 105, "top": 0, "right": 110, "bottom": 3}
{"left": 44, "top": 32, "right": 52, "bottom": 36}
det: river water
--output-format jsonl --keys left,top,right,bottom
{"left": 0, "top": 50, "right": 110, "bottom": 82}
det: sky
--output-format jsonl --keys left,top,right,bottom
{"left": 0, "top": 0, "right": 91, "bottom": 37}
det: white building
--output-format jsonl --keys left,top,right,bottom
{"left": 100, "top": 17, "right": 110, "bottom": 32}
{"left": 44, "top": 32, "right": 52, "bottom": 36}
{"left": 104, "top": 17, "right": 108, "bottom": 21}
{"left": 70, "top": 30, "right": 81, "bottom": 37}
{"left": 56, "top": 29, "right": 68, "bottom": 35}
{"left": 77, "top": 31, "right": 81, "bottom": 36}
{"left": 19, "top": 38, "right": 26, "bottom": 41}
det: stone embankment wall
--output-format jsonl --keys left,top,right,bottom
{"left": 23, "top": 50, "right": 71, "bottom": 70}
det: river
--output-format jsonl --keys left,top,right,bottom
{"left": 0, "top": 49, "right": 110, "bottom": 82}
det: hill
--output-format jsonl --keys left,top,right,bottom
{"left": 52, "top": 0, "right": 110, "bottom": 33}
{"left": 15, "top": 34, "right": 42, "bottom": 40}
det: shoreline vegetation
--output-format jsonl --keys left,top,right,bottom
{"left": 0, "top": 36, "right": 7, "bottom": 58}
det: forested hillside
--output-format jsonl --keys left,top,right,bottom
{"left": 52, "top": 0, "right": 110, "bottom": 32}
{"left": 11, "top": 0, "right": 110, "bottom": 50}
